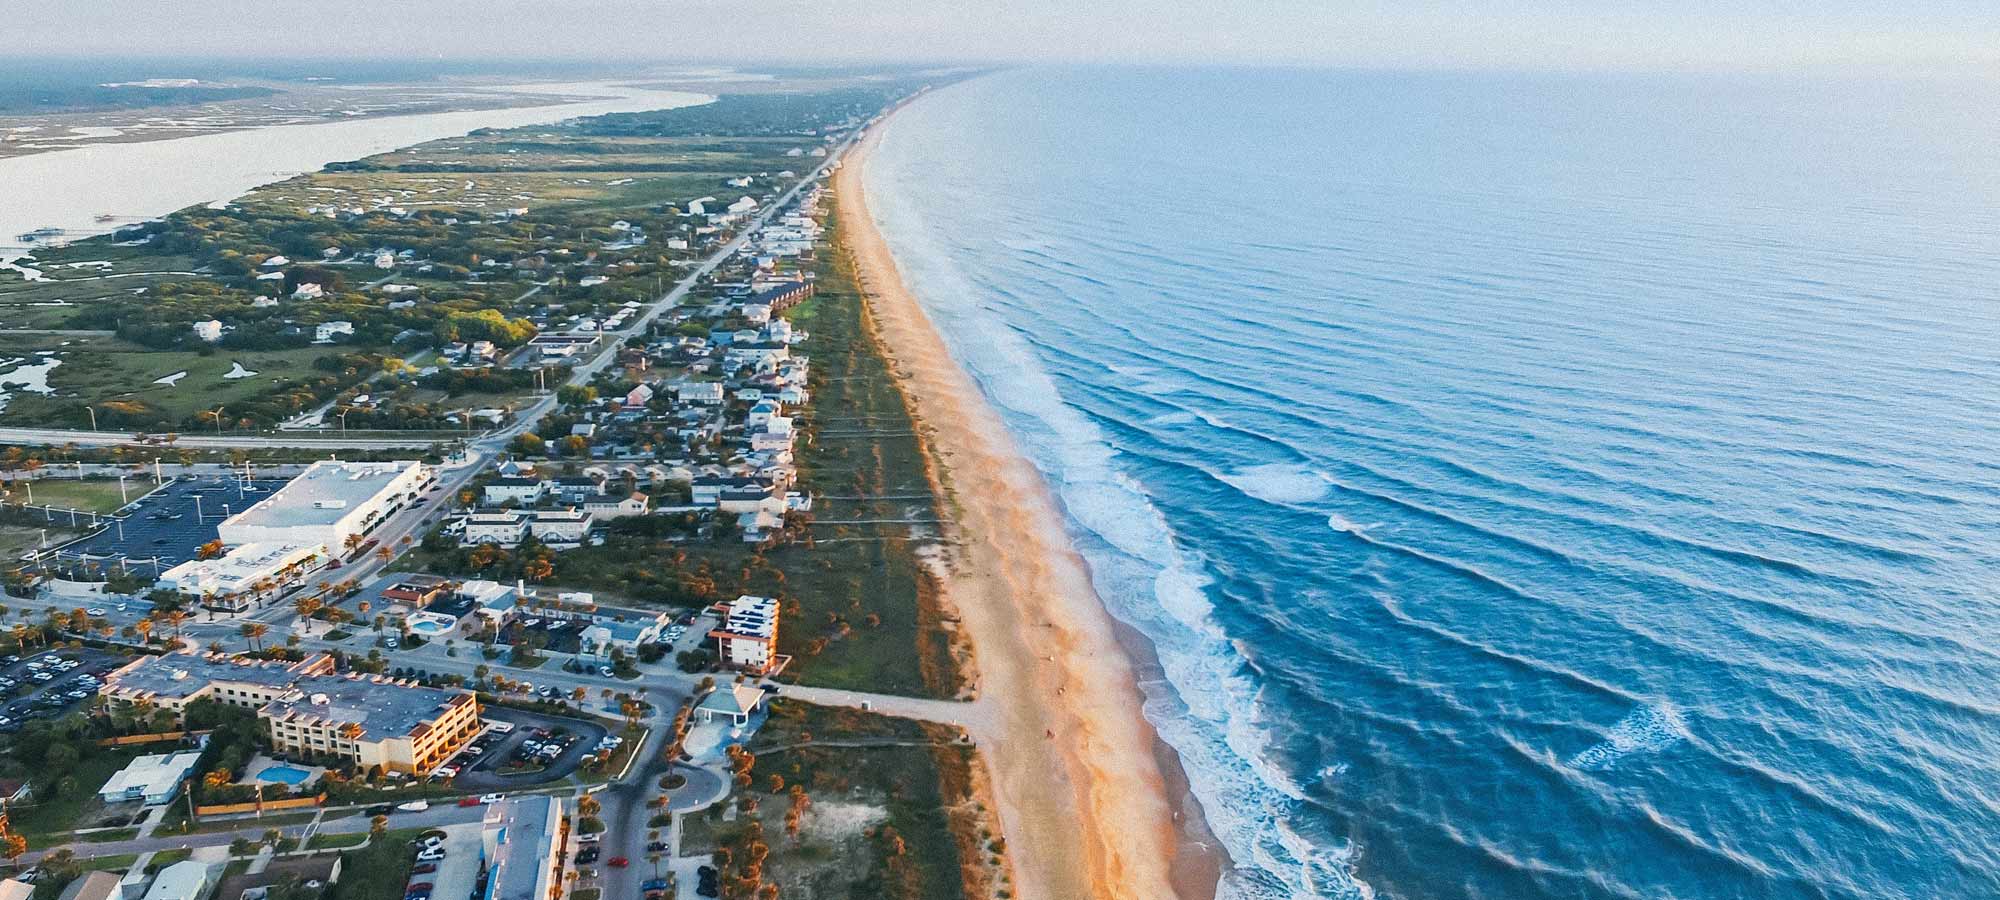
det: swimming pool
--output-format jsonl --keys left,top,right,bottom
{"left": 406, "top": 613, "right": 457, "bottom": 636}
{"left": 257, "top": 764, "right": 314, "bottom": 785}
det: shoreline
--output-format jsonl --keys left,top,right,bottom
{"left": 834, "top": 104, "right": 1223, "bottom": 899}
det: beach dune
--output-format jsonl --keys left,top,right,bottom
{"left": 836, "top": 117, "right": 1205, "bottom": 899}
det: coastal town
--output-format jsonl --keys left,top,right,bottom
{"left": 0, "top": 72, "right": 1059, "bottom": 900}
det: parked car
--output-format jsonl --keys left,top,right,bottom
{"left": 415, "top": 849, "right": 445, "bottom": 862}
{"left": 480, "top": 793, "right": 505, "bottom": 804}
{"left": 607, "top": 857, "right": 628, "bottom": 869}
{"left": 577, "top": 833, "right": 602, "bottom": 844}
{"left": 366, "top": 805, "right": 394, "bottom": 816}
{"left": 575, "top": 848, "right": 600, "bottom": 864}
{"left": 411, "top": 865, "right": 437, "bottom": 875}
{"left": 397, "top": 800, "right": 431, "bottom": 812}
{"left": 645, "top": 841, "right": 668, "bottom": 853}
{"left": 457, "top": 796, "right": 482, "bottom": 807}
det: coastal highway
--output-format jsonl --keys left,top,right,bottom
{"left": 0, "top": 426, "right": 439, "bottom": 449}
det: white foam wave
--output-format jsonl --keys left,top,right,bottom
{"left": 1221, "top": 462, "right": 1330, "bottom": 505}
{"left": 1567, "top": 703, "right": 1687, "bottom": 771}
{"left": 1327, "top": 513, "right": 1379, "bottom": 535}
{"left": 866, "top": 121, "right": 1373, "bottom": 900}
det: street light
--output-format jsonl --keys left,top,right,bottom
{"left": 85, "top": 405, "right": 97, "bottom": 432}
{"left": 213, "top": 406, "right": 226, "bottom": 436}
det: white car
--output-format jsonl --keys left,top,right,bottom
{"left": 397, "top": 800, "right": 431, "bottom": 812}
{"left": 577, "top": 833, "right": 602, "bottom": 844}
{"left": 415, "top": 848, "right": 446, "bottom": 862}
{"left": 479, "top": 793, "right": 505, "bottom": 804}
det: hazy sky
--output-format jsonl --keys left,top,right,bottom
{"left": 11, "top": 1, "right": 2000, "bottom": 73}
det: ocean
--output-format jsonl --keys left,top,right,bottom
{"left": 863, "top": 67, "right": 2000, "bottom": 899}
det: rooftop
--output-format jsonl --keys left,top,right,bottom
{"left": 107, "top": 653, "right": 324, "bottom": 701}
{"left": 483, "top": 795, "right": 563, "bottom": 900}
{"left": 99, "top": 750, "right": 204, "bottom": 800}
{"left": 262, "top": 674, "right": 475, "bottom": 743}
{"left": 221, "top": 460, "right": 422, "bottom": 530}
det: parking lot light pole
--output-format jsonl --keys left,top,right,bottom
{"left": 118, "top": 475, "right": 128, "bottom": 504}
{"left": 194, "top": 495, "right": 203, "bottom": 523}
{"left": 86, "top": 405, "right": 97, "bottom": 432}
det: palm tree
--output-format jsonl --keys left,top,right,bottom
{"left": 240, "top": 622, "right": 268, "bottom": 651}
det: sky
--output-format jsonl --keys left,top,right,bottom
{"left": 8, "top": 1, "right": 2000, "bottom": 74}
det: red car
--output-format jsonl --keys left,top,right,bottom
{"left": 457, "top": 796, "right": 481, "bottom": 807}
{"left": 607, "top": 857, "right": 629, "bottom": 869}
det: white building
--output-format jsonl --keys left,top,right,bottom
{"left": 463, "top": 511, "right": 530, "bottom": 545}
{"left": 675, "top": 381, "right": 725, "bottom": 405}
{"left": 291, "top": 283, "right": 323, "bottom": 300}
{"left": 156, "top": 542, "right": 326, "bottom": 611}
{"left": 711, "top": 594, "right": 780, "bottom": 674}
{"left": 314, "top": 321, "right": 354, "bottom": 343}
{"left": 482, "top": 477, "right": 551, "bottom": 506}
{"left": 191, "top": 320, "right": 223, "bottom": 343}
{"left": 217, "top": 460, "right": 429, "bottom": 556}
{"left": 373, "top": 250, "right": 395, "bottom": 269}
{"left": 98, "top": 750, "right": 203, "bottom": 805}
{"left": 141, "top": 862, "right": 210, "bottom": 900}
{"left": 579, "top": 612, "right": 670, "bottom": 659}
{"left": 528, "top": 508, "right": 592, "bottom": 545}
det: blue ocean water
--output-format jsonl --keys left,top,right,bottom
{"left": 863, "top": 68, "right": 2000, "bottom": 899}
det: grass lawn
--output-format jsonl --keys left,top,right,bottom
{"left": 0, "top": 336, "right": 339, "bottom": 430}
{"left": 78, "top": 853, "right": 140, "bottom": 873}
{"left": 306, "top": 832, "right": 369, "bottom": 851}
{"left": 1, "top": 478, "right": 134, "bottom": 513}
{"left": 9, "top": 747, "right": 147, "bottom": 841}
{"left": 327, "top": 827, "right": 424, "bottom": 900}
{"left": 78, "top": 828, "right": 139, "bottom": 843}
{"left": 147, "top": 848, "right": 193, "bottom": 871}
{"left": 0, "top": 523, "right": 77, "bottom": 561}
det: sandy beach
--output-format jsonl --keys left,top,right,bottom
{"left": 834, "top": 113, "right": 1218, "bottom": 900}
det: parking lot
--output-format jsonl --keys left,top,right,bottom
{"left": 448, "top": 706, "right": 614, "bottom": 792}
{"left": 50, "top": 475, "right": 290, "bottom": 574}
{"left": 0, "top": 647, "right": 126, "bottom": 731}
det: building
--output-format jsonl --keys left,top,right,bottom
{"left": 482, "top": 476, "right": 550, "bottom": 506}
{"left": 218, "top": 460, "right": 429, "bottom": 554}
{"left": 97, "top": 750, "right": 203, "bottom": 805}
{"left": 528, "top": 508, "right": 592, "bottom": 545}
{"left": 103, "top": 653, "right": 481, "bottom": 776}
{"left": 710, "top": 595, "right": 780, "bottom": 674}
{"left": 142, "top": 862, "right": 210, "bottom": 900}
{"left": 579, "top": 613, "right": 670, "bottom": 660}
{"left": 463, "top": 511, "right": 530, "bottom": 545}
{"left": 674, "top": 381, "right": 725, "bottom": 405}
{"left": 691, "top": 476, "right": 773, "bottom": 508}
{"left": 580, "top": 492, "right": 648, "bottom": 520}
{"left": 481, "top": 796, "right": 565, "bottom": 900}
{"left": 54, "top": 871, "right": 122, "bottom": 900}
{"left": 551, "top": 475, "right": 606, "bottom": 504}
{"left": 192, "top": 320, "right": 224, "bottom": 343}
{"left": 748, "top": 280, "right": 812, "bottom": 311}
{"left": 461, "top": 509, "right": 591, "bottom": 547}
{"left": 694, "top": 683, "right": 766, "bottom": 727}
{"left": 156, "top": 542, "right": 327, "bottom": 611}
{"left": 0, "top": 880, "right": 27, "bottom": 900}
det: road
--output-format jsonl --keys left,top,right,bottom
{"left": 0, "top": 428, "right": 440, "bottom": 450}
